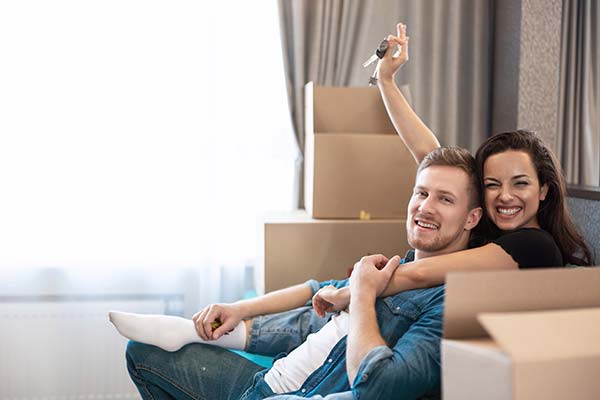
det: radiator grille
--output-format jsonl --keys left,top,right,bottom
{"left": 0, "top": 299, "right": 173, "bottom": 400}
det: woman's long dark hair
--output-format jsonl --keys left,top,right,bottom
{"left": 474, "top": 130, "right": 593, "bottom": 266}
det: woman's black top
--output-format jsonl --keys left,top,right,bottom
{"left": 493, "top": 228, "right": 564, "bottom": 268}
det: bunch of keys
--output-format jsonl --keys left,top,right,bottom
{"left": 362, "top": 38, "right": 389, "bottom": 86}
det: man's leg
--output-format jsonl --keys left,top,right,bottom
{"left": 110, "top": 312, "right": 247, "bottom": 352}
{"left": 126, "top": 341, "right": 263, "bottom": 400}
{"left": 246, "top": 306, "right": 331, "bottom": 356}
{"left": 113, "top": 305, "right": 330, "bottom": 356}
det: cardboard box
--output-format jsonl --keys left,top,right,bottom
{"left": 255, "top": 210, "right": 409, "bottom": 294}
{"left": 304, "top": 82, "right": 417, "bottom": 219}
{"left": 442, "top": 268, "right": 600, "bottom": 400}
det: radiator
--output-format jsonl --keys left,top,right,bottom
{"left": 0, "top": 297, "right": 180, "bottom": 399}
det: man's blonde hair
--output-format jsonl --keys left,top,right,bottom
{"left": 417, "top": 147, "right": 480, "bottom": 209}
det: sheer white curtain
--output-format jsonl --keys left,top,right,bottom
{"left": 0, "top": 1, "right": 296, "bottom": 306}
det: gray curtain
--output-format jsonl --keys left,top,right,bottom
{"left": 278, "top": 0, "right": 493, "bottom": 209}
{"left": 277, "top": 0, "right": 371, "bottom": 208}
{"left": 557, "top": 0, "right": 599, "bottom": 186}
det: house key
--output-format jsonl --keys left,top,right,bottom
{"left": 362, "top": 38, "right": 389, "bottom": 86}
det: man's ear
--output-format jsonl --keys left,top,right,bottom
{"left": 464, "top": 207, "right": 483, "bottom": 231}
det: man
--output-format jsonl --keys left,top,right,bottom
{"left": 123, "top": 147, "right": 482, "bottom": 399}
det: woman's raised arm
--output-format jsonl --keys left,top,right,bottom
{"left": 378, "top": 22, "right": 440, "bottom": 163}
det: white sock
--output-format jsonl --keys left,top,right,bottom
{"left": 108, "top": 311, "right": 247, "bottom": 352}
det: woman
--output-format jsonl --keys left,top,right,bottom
{"left": 312, "top": 23, "right": 592, "bottom": 313}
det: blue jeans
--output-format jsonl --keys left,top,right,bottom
{"left": 127, "top": 341, "right": 264, "bottom": 400}
{"left": 126, "top": 306, "right": 330, "bottom": 400}
{"left": 126, "top": 296, "right": 443, "bottom": 400}
{"left": 127, "top": 341, "right": 360, "bottom": 400}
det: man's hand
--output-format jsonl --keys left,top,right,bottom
{"left": 377, "top": 22, "right": 410, "bottom": 83}
{"left": 192, "top": 302, "right": 246, "bottom": 341}
{"left": 346, "top": 254, "right": 400, "bottom": 384}
{"left": 350, "top": 254, "right": 401, "bottom": 298}
{"left": 312, "top": 285, "right": 351, "bottom": 317}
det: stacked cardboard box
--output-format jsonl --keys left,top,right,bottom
{"left": 256, "top": 84, "right": 417, "bottom": 293}
{"left": 442, "top": 268, "right": 600, "bottom": 400}
{"left": 304, "top": 82, "right": 416, "bottom": 219}
{"left": 255, "top": 211, "right": 409, "bottom": 294}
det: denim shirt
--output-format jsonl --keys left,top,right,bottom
{"left": 242, "top": 251, "right": 445, "bottom": 400}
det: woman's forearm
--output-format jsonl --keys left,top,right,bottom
{"left": 380, "top": 244, "right": 519, "bottom": 297}
{"left": 380, "top": 262, "right": 436, "bottom": 297}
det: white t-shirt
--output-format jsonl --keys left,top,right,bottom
{"left": 264, "top": 311, "right": 349, "bottom": 394}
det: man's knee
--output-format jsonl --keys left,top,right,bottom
{"left": 125, "top": 340, "right": 172, "bottom": 372}
{"left": 126, "top": 340, "right": 150, "bottom": 359}
{"left": 126, "top": 340, "right": 151, "bottom": 370}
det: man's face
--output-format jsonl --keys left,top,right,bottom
{"left": 406, "top": 165, "right": 480, "bottom": 259}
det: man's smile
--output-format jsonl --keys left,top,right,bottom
{"left": 414, "top": 218, "right": 439, "bottom": 230}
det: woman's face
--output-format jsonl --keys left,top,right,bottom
{"left": 483, "top": 150, "right": 549, "bottom": 231}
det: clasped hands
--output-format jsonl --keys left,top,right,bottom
{"left": 312, "top": 254, "right": 401, "bottom": 317}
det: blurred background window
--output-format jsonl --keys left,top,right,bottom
{"left": 0, "top": 0, "right": 296, "bottom": 304}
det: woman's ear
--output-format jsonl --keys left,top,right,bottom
{"left": 540, "top": 183, "right": 549, "bottom": 201}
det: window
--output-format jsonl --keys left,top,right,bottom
{"left": 0, "top": 1, "right": 296, "bottom": 270}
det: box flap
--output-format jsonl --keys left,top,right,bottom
{"left": 260, "top": 210, "right": 406, "bottom": 224}
{"left": 478, "top": 307, "right": 600, "bottom": 361}
{"left": 305, "top": 82, "right": 412, "bottom": 134}
{"left": 443, "top": 268, "right": 600, "bottom": 339}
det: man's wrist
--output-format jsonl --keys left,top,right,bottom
{"left": 349, "top": 287, "right": 377, "bottom": 308}
{"left": 233, "top": 299, "right": 252, "bottom": 318}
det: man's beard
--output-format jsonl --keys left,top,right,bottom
{"left": 407, "top": 227, "right": 463, "bottom": 254}
{"left": 408, "top": 234, "right": 448, "bottom": 253}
